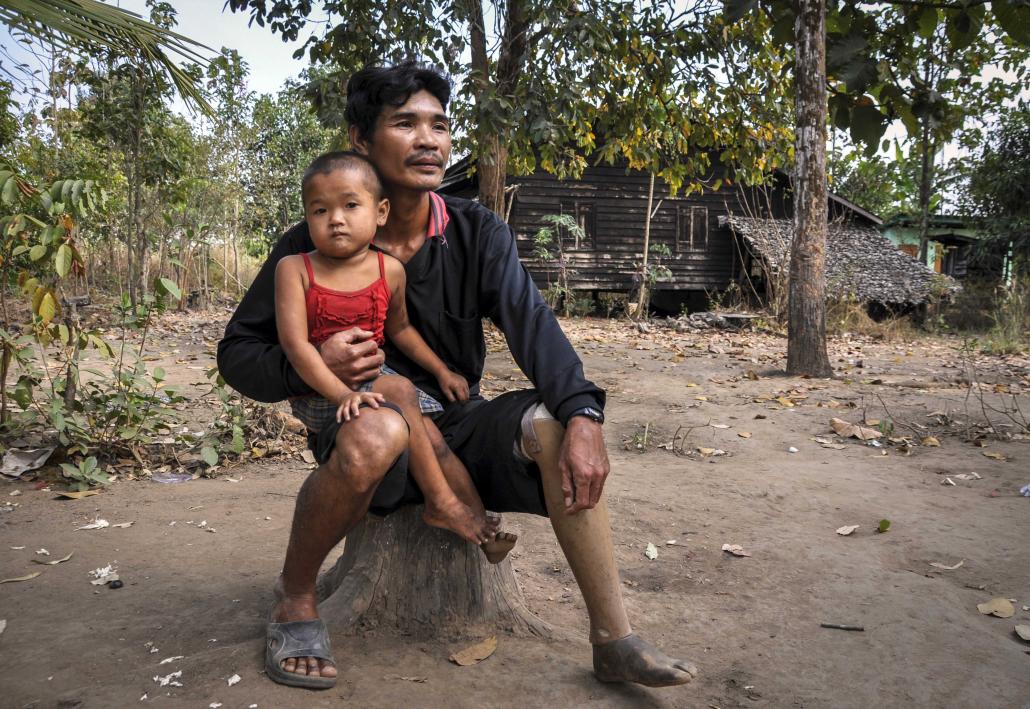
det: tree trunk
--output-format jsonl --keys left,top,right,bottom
{"left": 467, "top": 0, "right": 528, "bottom": 215}
{"left": 635, "top": 173, "right": 656, "bottom": 318}
{"left": 786, "top": 0, "right": 833, "bottom": 378}
{"left": 316, "top": 505, "right": 550, "bottom": 639}
{"left": 916, "top": 119, "right": 933, "bottom": 266}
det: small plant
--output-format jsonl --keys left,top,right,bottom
{"left": 59, "top": 456, "right": 110, "bottom": 491}
{"left": 194, "top": 367, "right": 248, "bottom": 471}
{"left": 599, "top": 292, "right": 627, "bottom": 318}
{"left": 533, "top": 214, "right": 584, "bottom": 316}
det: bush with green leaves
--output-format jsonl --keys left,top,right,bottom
{"left": 533, "top": 214, "right": 583, "bottom": 316}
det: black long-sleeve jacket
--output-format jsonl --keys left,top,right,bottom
{"left": 216, "top": 194, "right": 604, "bottom": 425}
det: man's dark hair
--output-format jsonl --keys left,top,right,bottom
{"left": 345, "top": 60, "right": 451, "bottom": 140}
{"left": 301, "top": 151, "right": 385, "bottom": 204}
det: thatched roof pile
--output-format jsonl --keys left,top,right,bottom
{"left": 721, "top": 215, "right": 953, "bottom": 306}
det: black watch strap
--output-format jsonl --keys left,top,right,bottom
{"left": 568, "top": 406, "right": 604, "bottom": 425}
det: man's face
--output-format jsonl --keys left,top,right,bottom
{"left": 352, "top": 89, "right": 451, "bottom": 193}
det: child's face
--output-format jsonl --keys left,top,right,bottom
{"left": 303, "top": 168, "right": 389, "bottom": 259}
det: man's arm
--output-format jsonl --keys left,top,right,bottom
{"left": 476, "top": 212, "right": 609, "bottom": 513}
{"left": 477, "top": 215, "right": 605, "bottom": 423}
{"left": 217, "top": 223, "right": 311, "bottom": 402}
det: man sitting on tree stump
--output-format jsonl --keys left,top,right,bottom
{"left": 217, "top": 60, "right": 699, "bottom": 691}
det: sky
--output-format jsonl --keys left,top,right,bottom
{"left": 1, "top": 0, "right": 313, "bottom": 111}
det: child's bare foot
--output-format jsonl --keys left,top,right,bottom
{"left": 423, "top": 497, "right": 495, "bottom": 545}
{"left": 481, "top": 531, "right": 518, "bottom": 564}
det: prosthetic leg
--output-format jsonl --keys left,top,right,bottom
{"left": 520, "top": 403, "right": 698, "bottom": 687}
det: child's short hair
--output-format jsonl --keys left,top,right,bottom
{"left": 301, "top": 151, "right": 385, "bottom": 204}
{"left": 345, "top": 61, "right": 451, "bottom": 140}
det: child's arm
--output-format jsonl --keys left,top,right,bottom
{"left": 383, "top": 256, "right": 469, "bottom": 402}
{"left": 275, "top": 256, "right": 382, "bottom": 418}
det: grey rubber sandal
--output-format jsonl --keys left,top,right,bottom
{"left": 265, "top": 619, "right": 337, "bottom": 689}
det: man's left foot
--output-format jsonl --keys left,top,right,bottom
{"left": 593, "top": 633, "right": 698, "bottom": 687}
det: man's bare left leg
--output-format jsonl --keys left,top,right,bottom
{"left": 522, "top": 404, "right": 698, "bottom": 687}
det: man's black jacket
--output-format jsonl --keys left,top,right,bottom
{"left": 216, "top": 194, "right": 604, "bottom": 425}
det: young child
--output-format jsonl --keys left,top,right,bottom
{"left": 275, "top": 151, "right": 516, "bottom": 561}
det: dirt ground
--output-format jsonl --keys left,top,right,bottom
{"left": 2, "top": 312, "right": 1029, "bottom": 709}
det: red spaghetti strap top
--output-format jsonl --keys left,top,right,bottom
{"left": 303, "top": 251, "right": 391, "bottom": 348}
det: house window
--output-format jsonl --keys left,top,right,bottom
{"left": 678, "top": 206, "right": 708, "bottom": 250}
{"left": 560, "top": 199, "right": 594, "bottom": 249}
{"left": 691, "top": 207, "right": 708, "bottom": 250}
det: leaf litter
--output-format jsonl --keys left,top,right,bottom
{"left": 449, "top": 636, "right": 497, "bottom": 666}
{"left": 977, "top": 598, "right": 1015, "bottom": 618}
{"left": 722, "top": 543, "right": 751, "bottom": 557}
{"left": 32, "top": 552, "right": 73, "bottom": 565}
{"left": 836, "top": 525, "right": 859, "bottom": 536}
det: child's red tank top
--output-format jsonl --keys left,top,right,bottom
{"left": 302, "top": 251, "right": 391, "bottom": 348}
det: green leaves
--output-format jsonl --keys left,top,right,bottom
{"left": 993, "top": 0, "right": 1030, "bottom": 46}
{"left": 723, "top": 0, "right": 759, "bottom": 23}
{"left": 55, "top": 244, "right": 73, "bottom": 277}
{"left": 156, "top": 277, "right": 182, "bottom": 300}
{"left": 850, "top": 102, "right": 888, "bottom": 156}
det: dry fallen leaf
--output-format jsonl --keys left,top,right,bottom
{"left": 929, "top": 559, "right": 965, "bottom": 571}
{"left": 0, "top": 571, "right": 42, "bottom": 584}
{"left": 227, "top": 673, "right": 241, "bottom": 686}
{"left": 830, "top": 418, "right": 882, "bottom": 441}
{"left": 32, "top": 552, "right": 73, "bottom": 565}
{"left": 721, "top": 543, "right": 751, "bottom": 557}
{"left": 388, "top": 675, "right": 428, "bottom": 683}
{"left": 77, "top": 518, "right": 110, "bottom": 530}
{"left": 300, "top": 450, "right": 317, "bottom": 464}
{"left": 644, "top": 542, "right": 658, "bottom": 560}
{"left": 775, "top": 397, "right": 795, "bottom": 408}
{"left": 977, "top": 598, "right": 1015, "bottom": 618}
{"left": 921, "top": 436, "right": 940, "bottom": 447}
{"left": 738, "top": 431, "right": 752, "bottom": 439}
{"left": 982, "top": 451, "right": 1007, "bottom": 461}
{"left": 54, "top": 490, "right": 101, "bottom": 500}
{"left": 110, "top": 521, "right": 134, "bottom": 528}
{"left": 836, "top": 525, "right": 859, "bottom": 536}
{"left": 0, "top": 619, "right": 6, "bottom": 635}
{"left": 449, "top": 636, "right": 498, "bottom": 666}
{"left": 710, "top": 423, "right": 730, "bottom": 429}
{"left": 1015, "top": 625, "right": 1030, "bottom": 642}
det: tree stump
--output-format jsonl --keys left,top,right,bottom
{"left": 316, "top": 505, "right": 551, "bottom": 639}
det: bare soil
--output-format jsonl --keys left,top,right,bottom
{"left": 2, "top": 313, "right": 1028, "bottom": 709}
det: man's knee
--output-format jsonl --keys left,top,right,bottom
{"left": 515, "top": 402, "right": 558, "bottom": 461}
{"left": 325, "top": 408, "right": 408, "bottom": 493}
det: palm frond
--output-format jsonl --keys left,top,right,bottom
{"left": 0, "top": 0, "right": 213, "bottom": 115}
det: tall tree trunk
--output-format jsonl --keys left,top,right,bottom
{"left": 916, "top": 119, "right": 933, "bottom": 267}
{"left": 786, "top": 0, "right": 833, "bottom": 378}
{"left": 635, "top": 173, "right": 656, "bottom": 318}
{"left": 468, "top": 0, "right": 528, "bottom": 215}
{"left": 232, "top": 196, "right": 241, "bottom": 295}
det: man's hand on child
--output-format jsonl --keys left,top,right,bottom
{"left": 320, "top": 327, "right": 385, "bottom": 388}
{"left": 336, "top": 391, "right": 385, "bottom": 422}
{"left": 438, "top": 371, "right": 469, "bottom": 402}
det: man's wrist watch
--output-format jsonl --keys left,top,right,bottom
{"left": 568, "top": 406, "right": 604, "bottom": 425}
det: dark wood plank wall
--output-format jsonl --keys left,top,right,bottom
{"left": 508, "top": 163, "right": 790, "bottom": 292}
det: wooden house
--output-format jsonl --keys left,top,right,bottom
{"left": 440, "top": 156, "right": 939, "bottom": 308}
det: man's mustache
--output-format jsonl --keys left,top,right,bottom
{"left": 406, "top": 153, "right": 443, "bottom": 166}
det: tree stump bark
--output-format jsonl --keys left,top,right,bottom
{"left": 316, "top": 505, "right": 551, "bottom": 639}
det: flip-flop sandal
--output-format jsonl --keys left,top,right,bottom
{"left": 265, "top": 619, "right": 337, "bottom": 689}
